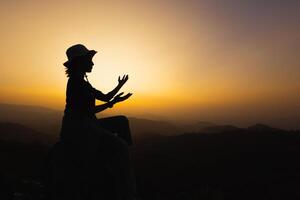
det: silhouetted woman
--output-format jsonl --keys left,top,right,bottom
{"left": 60, "top": 44, "right": 136, "bottom": 200}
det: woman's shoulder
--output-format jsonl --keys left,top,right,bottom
{"left": 68, "top": 76, "right": 85, "bottom": 84}
{"left": 67, "top": 77, "right": 85, "bottom": 89}
{"left": 67, "top": 77, "right": 92, "bottom": 90}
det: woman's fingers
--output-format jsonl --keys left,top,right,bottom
{"left": 114, "top": 92, "right": 132, "bottom": 103}
{"left": 118, "top": 74, "right": 129, "bottom": 85}
{"left": 125, "top": 92, "right": 132, "bottom": 97}
{"left": 115, "top": 92, "right": 124, "bottom": 98}
{"left": 123, "top": 93, "right": 132, "bottom": 100}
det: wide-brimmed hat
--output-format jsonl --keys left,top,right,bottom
{"left": 63, "top": 44, "right": 97, "bottom": 67}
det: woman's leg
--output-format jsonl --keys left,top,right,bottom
{"left": 97, "top": 115, "right": 133, "bottom": 146}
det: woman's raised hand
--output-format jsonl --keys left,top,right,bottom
{"left": 118, "top": 75, "right": 129, "bottom": 86}
{"left": 112, "top": 92, "right": 133, "bottom": 104}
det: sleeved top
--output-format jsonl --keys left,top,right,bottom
{"left": 64, "top": 76, "right": 101, "bottom": 118}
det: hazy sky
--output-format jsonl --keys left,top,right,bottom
{"left": 0, "top": 0, "right": 299, "bottom": 128}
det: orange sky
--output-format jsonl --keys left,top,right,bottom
{"left": 0, "top": 0, "right": 299, "bottom": 128}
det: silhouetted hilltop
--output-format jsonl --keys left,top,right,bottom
{"left": 0, "top": 104, "right": 187, "bottom": 139}
{"left": 247, "top": 123, "right": 283, "bottom": 132}
{"left": 0, "top": 121, "right": 55, "bottom": 145}
{"left": 180, "top": 121, "right": 216, "bottom": 133}
{"left": 0, "top": 103, "right": 62, "bottom": 136}
{"left": 128, "top": 117, "right": 183, "bottom": 141}
{"left": 3, "top": 103, "right": 296, "bottom": 141}
{"left": 0, "top": 103, "right": 62, "bottom": 122}
{"left": 200, "top": 124, "right": 242, "bottom": 134}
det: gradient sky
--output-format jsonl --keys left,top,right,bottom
{"left": 0, "top": 0, "right": 299, "bottom": 128}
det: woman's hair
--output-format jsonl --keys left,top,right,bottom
{"left": 64, "top": 62, "right": 76, "bottom": 77}
{"left": 65, "top": 63, "right": 74, "bottom": 77}
{"left": 63, "top": 56, "right": 85, "bottom": 77}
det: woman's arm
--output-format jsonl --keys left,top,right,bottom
{"left": 92, "top": 75, "right": 129, "bottom": 102}
{"left": 93, "top": 101, "right": 114, "bottom": 113}
{"left": 100, "top": 75, "right": 129, "bottom": 102}
{"left": 93, "top": 91, "right": 132, "bottom": 114}
{"left": 103, "top": 83, "right": 123, "bottom": 101}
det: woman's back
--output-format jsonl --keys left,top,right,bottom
{"left": 64, "top": 76, "right": 96, "bottom": 118}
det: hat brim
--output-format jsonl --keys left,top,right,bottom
{"left": 87, "top": 50, "right": 97, "bottom": 57}
{"left": 63, "top": 50, "right": 97, "bottom": 67}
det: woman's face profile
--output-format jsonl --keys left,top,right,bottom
{"left": 74, "top": 56, "right": 94, "bottom": 73}
{"left": 84, "top": 57, "right": 94, "bottom": 73}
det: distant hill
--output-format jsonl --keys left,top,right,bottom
{"left": 0, "top": 121, "right": 55, "bottom": 145}
{"left": 180, "top": 121, "right": 216, "bottom": 133}
{"left": 0, "top": 103, "right": 62, "bottom": 121}
{"left": 200, "top": 124, "right": 242, "bottom": 134}
{"left": 4, "top": 103, "right": 290, "bottom": 141}
{"left": 0, "top": 103, "right": 194, "bottom": 140}
{"left": 128, "top": 117, "right": 183, "bottom": 141}
{"left": 247, "top": 123, "right": 283, "bottom": 132}
{"left": 0, "top": 103, "right": 62, "bottom": 136}
{"left": 1, "top": 107, "right": 300, "bottom": 199}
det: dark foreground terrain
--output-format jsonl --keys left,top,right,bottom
{"left": 1, "top": 122, "right": 300, "bottom": 200}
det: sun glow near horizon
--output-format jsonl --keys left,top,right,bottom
{"left": 0, "top": 0, "right": 299, "bottom": 128}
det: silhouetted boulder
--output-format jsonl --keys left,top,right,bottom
{"left": 0, "top": 173, "right": 12, "bottom": 200}
{"left": 44, "top": 142, "right": 115, "bottom": 200}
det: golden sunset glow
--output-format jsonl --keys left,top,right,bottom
{"left": 0, "top": 1, "right": 299, "bottom": 128}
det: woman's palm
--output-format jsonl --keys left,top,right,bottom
{"left": 113, "top": 92, "right": 132, "bottom": 103}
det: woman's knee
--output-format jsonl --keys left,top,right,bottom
{"left": 98, "top": 115, "right": 129, "bottom": 125}
{"left": 115, "top": 115, "right": 129, "bottom": 126}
